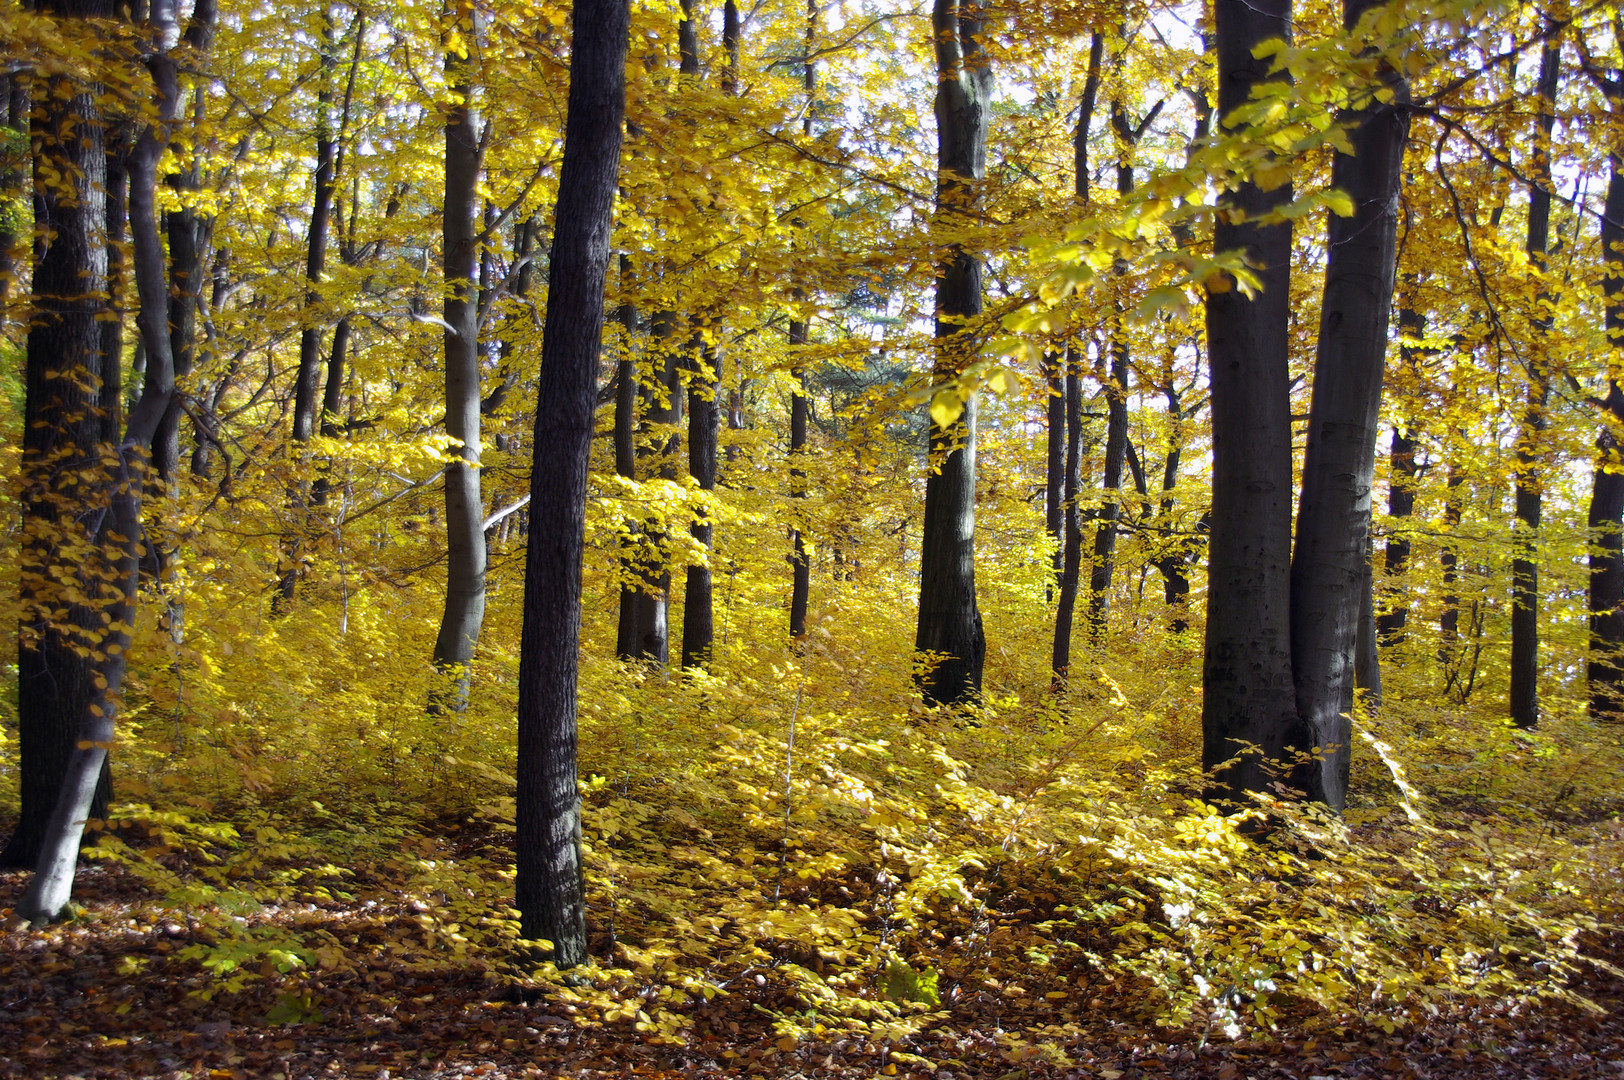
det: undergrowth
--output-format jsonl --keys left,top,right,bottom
{"left": 10, "top": 602, "right": 1623, "bottom": 1061}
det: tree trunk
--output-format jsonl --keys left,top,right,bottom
{"left": 19, "top": 0, "right": 195, "bottom": 919}
{"left": 915, "top": 0, "right": 992, "bottom": 706}
{"left": 1376, "top": 417, "right": 1418, "bottom": 644}
{"left": 1286, "top": 0, "right": 1408, "bottom": 810}
{"left": 1510, "top": 36, "right": 1560, "bottom": 730}
{"left": 515, "top": 0, "right": 628, "bottom": 968}
{"left": 1052, "top": 35, "right": 1101, "bottom": 682}
{"left": 1201, "top": 0, "right": 1300, "bottom": 807}
{"left": 276, "top": 11, "right": 343, "bottom": 607}
{"left": 1589, "top": 84, "right": 1624, "bottom": 717}
{"left": 3, "top": 1, "right": 115, "bottom": 869}
{"left": 789, "top": 320, "right": 810, "bottom": 638}
{"left": 614, "top": 255, "right": 641, "bottom": 659}
{"left": 431, "top": 4, "right": 489, "bottom": 711}
{"left": 1052, "top": 355, "right": 1084, "bottom": 682}
{"left": 681, "top": 326, "right": 718, "bottom": 670}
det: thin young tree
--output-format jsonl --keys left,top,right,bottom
{"left": 514, "top": 0, "right": 629, "bottom": 967}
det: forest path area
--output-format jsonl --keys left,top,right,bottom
{"left": 2, "top": 863, "right": 1622, "bottom": 1080}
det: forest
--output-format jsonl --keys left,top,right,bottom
{"left": 3, "top": 0, "right": 1624, "bottom": 1074}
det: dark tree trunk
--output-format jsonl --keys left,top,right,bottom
{"left": 1051, "top": 34, "right": 1100, "bottom": 679}
{"left": 4, "top": 0, "right": 115, "bottom": 870}
{"left": 1589, "top": 79, "right": 1624, "bottom": 717}
{"left": 1376, "top": 419, "right": 1418, "bottom": 644}
{"left": 1052, "top": 356, "right": 1084, "bottom": 682}
{"left": 787, "top": 3, "right": 815, "bottom": 639}
{"left": 1287, "top": 0, "right": 1408, "bottom": 810}
{"left": 1439, "top": 459, "right": 1463, "bottom": 648}
{"left": 432, "top": 8, "right": 489, "bottom": 710}
{"left": 788, "top": 320, "right": 810, "bottom": 638}
{"left": 1354, "top": 542, "right": 1381, "bottom": 710}
{"left": 1510, "top": 36, "right": 1560, "bottom": 730}
{"left": 681, "top": 327, "right": 718, "bottom": 670}
{"left": 614, "top": 256, "right": 641, "bottom": 659}
{"left": 18, "top": 0, "right": 197, "bottom": 918}
{"left": 1200, "top": 0, "right": 1300, "bottom": 807}
{"left": 1045, "top": 349, "right": 1064, "bottom": 599}
{"left": 915, "top": 0, "right": 992, "bottom": 706}
{"left": 515, "top": 0, "right": 627, "bottom": 969}
{"left": 276, "top": 12, "right": 343, "bottom": 607}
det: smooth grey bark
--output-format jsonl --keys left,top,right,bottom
{"left": 915, "top": 0, "right": 992, "bottom": 706}
{"left": 1286, "top": 0, "right": 1408, "bottom": 810}
{"left": 19, "top": 0, "right": 195, "bottom": 920}
{"left": 1510, "top": 35, "right": 1560, "bottom": 730}
{"left": 681, "top": 327, "right": 718, "bottom": 670}
{"left": 1201, "top": 0, "right": 1300, "bottom": 806}
{"left": 3, "top": 0, "right": 116, "bottom": 871}
{"left": 431, "top": 4, "right": 489, "bottom": 710}
{"left": 514, "top": 0, "right": 628, "bottom": 968}
{"left": 1588, "top": 64, "right": 1624, "bottom": 717}
{"left": 1355, "top": 542, "right": 1381, "bottom": 710}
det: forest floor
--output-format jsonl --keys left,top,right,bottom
{"left": 3, "top": 856, "right": 1623, "bottom": 1080}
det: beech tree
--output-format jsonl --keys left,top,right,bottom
{"left": 915, "top": 0, "right": 991, "bottom": 706}
{"left": 514, "top": 0, "right": 629, "bottom": 966}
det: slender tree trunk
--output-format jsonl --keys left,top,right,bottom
{"left": 515, "top": 0, "right": 627, "bottom": 967}
{"left": 431, "top": 3, "right": 489, "bottom": 710}
{"left": 3, "top": 0, "right": 116, "bottom": 870}
{"left": 915, "top": 0, "right": 992, "bottom": 706}
{"left": 1510, "top": 36, "right": 1560, "bottom": 730}
{"left": 614, "top": 255, "right": 641, "bottom": 659}
{"left": 1052, "top": 33, "right": 1101, "bottom": 683}
{"left": 1376, "top": 418, "right": 1418, "bottom": 644}
{"left": 1201, "top": 0, "right": 1300, "bottom": 806}
{"left": 1286, "top": 0, "right": 1408, "bottom": 810}
{"left": 19, "top": 0, "right": 196, "bottom": 918}
{"left": 788, "top": 319, "right": 810, "bottom": 638}
{"left": 1052, "top": 355, "right": 1084, "bottom": 682}
{"left": 1589, "top": 75, "right": 1624, "bottom": 717}
{"left": 681, "top": 326, "right": 718, "bottom": 669}
{"left": 276, "top": 11, "right": 343, "bottom": 607}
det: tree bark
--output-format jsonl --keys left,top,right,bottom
{"left": 1287, "top": 0, "right": 1408, "bottom": 810}
{"left": 3, "top": 0, "right": 116, "bottom": 870}
{"left": 1376, "top": 416, "right": 1418, "bottom": 644}
{"left": 1201, "top": 0, "right": 1300, "bottom": 807}
{"left": 18, "top": 0, "right": 196, "bottom": 919}
{"left": 1510, "top": 35, "right": 1560, "bottom": 730}
{"left": 1589, "top": 72, "right": 1624, "bottom": 717}
{"left": 515, "top": 0, "right": 628, "bottom": 968}
{"left": 0, "top": 76, "right": 26, "bottom": 323}
{"left": 1052, "top": 354, "right": 1084, "bottom": 682}
{"left": 1052, "top": 35, "right": 1101, "bottom": 681}
{"left": 681, "top": 326, "right": 718, "bottom": 670}
{"left": 614, "top": 255, "right": 641, "bottom": 659}
{"left": 915, "top": 0, "right": 992, "bottom": 706}
{"left": 431, "top": 1, "right": 489, "bottom": 711}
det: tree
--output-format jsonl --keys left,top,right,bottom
{"left": 18, "top": 0, "right": 209, "bottom": 919}
{"left": 514, "top": 0, "right": 629, "bottom": 967}
{"left": 915, "top": 0, "right": 991, "bottom": 706}
{"left": 432, "top": 0, "right": 491, "bottom": 711}
{"left": 1199, "top": 0, "right": 1301, "bottom": 806}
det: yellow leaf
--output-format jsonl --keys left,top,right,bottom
{"left": 929, "top": 390, "right": 964, "bottom": 430}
